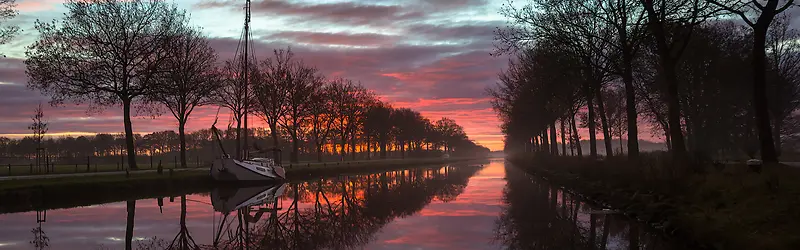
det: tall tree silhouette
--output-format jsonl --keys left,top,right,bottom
{"left": 152, "top": 27, "right": 220, "bottom": 168}
{"left": 277, "top": 56, "right": 324, "bottom": 163}
{"left": 364, "top": 102, "right": 393, "bottom": 159}
{"left": 26, "top": 0, "right": 187, "bottom": 170}
{"left": 639, "top": 0, "right": 718, "bottom": 164}
{"left": 253, "top": 48, "right": 293, "bottom": 160}
{"left": 707, "top": 0, "right": 797, "bottom": 163}
{"left": 214, "top": 59, "right": 253, "bottom": 159}
{"left": 308, "top": 83, "right": 337, "bottom": 162}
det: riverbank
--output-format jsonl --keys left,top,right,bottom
{"left": 0, "top": 156, "right": 485, "bottom": 214}
{"left": 511, "top": 154, "right": 800, "bottom": 250}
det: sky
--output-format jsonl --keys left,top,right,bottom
{"left": 0, "top": 0, "right": 512, "bottom": 150}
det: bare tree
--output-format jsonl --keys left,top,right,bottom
{"left": 603, "top": 86, "right": 628, "bottom": 154}
{"left": 364, "top": 102, "right": 393, "bottom": 159}
{"left": 639, "top": 0, "right": 718, "bottom": 164}
{"left": 28, "top": 103, "right": 48, "bottom": 172}
{"left": 707, "top": 0, "right": 797, "bottom": 163}
{"left": 253, "top": 48, "right": 292, "bottom": 160}
{"left": 329, "top": 79, "right": 359, "bottom": 160}
{"left": 214, "top": 59, "right": 252, "bottom": 159}
{"left": 345, "top": 85, "right": 375, "bottom": 160}
{"left": 151, "top": 27, "right": 220, "bottom": 168}
{"left": 308, "top": 83, "right": 337, "bottom": 162}
{"left": 26, "top": 0, "right": 187, "bottom": 170}
{"left": 277, "top": 57, "right": 324, "bottom": 163}
{"left": 28, "top": 102, "right": 48, "bottom": 149}
{"left": 0, "top": 0, "right": 19, "bottom": 55}
{"left": 765, "top": 14, "right": 800, "bottom": 155}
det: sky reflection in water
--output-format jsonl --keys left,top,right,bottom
{"left": 0, "top": 160, "right": 677, "bottom": 250}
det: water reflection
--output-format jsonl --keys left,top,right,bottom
{"left": 205, "top": 165, "right": 482, "bottom": 249}
{"left": 494, "top": 166, "right": 677, "bottom": 250}
{"left": 0, "top": 161, "right": 684, "bottom": 250}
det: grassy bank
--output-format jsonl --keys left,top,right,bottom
{"left": 0, "top": 170, "right": 213, "bottom": 214}
{"left": 0, "top": 156, "right": 485, "bottom": 214}
{"left": 511, "top": 154, "right": 800, "bottom": 250}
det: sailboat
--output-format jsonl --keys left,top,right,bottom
{"left": 210, "top": 123, "right": 286, "bottom": 182}
{"left": 208, "top": 0, "right": 286, "bottom": 183}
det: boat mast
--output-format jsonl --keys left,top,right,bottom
{"left": 242, "top": 0, "right": 251, "bottom": 160}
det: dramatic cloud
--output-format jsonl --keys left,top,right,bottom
{"left": 0, "top": 0, "right": 510, "bottom": 150}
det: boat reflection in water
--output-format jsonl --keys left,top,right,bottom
{"left": 204, "top": 164, "right": 482, "bottom": 250}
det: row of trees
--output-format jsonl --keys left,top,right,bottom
{"left": 19, "top": 0, "right": 487, "bottom": 168}
{"left": 0, "top": 114, "right": 486, "bottom": 164}
{"left": 489, "top": 0, "right": 800, "bottom": 165}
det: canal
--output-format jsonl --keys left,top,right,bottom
{"left": 0, "top": 159, "right": 679, "bottom": 249}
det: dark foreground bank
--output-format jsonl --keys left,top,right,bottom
{"left": 0, "top": 157, "right": 485, "bottom": 214}
{"left": 511, "top": 154, "right": 800, "bottom": 250}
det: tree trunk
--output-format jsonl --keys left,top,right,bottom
{"left": 664, "top": 61, "right": 688, "bottom": 163}
{"left": 550, "top": 122, "right": 558, "bottom": 155}
{"left": 270, "top": 123, "right": 280, "bottom": 162}
{"left": 179, "top": 121, "right": 187, "bottom": 168}
{"left": 235, "top": 116, "right": 242, "bottom": 160}
{"left": 400, "top": 141, "right": 405, "bottom": 159}
{"left": 379, "top": 134, "right": 387, "bottom": 159}
{"left": 774, "top": 118, "right": 782, "bottom": 156}
{"left": 560, "top": 119, "right": 567, "bottom": 156}
{"left": 291, "top": 135, "right": 299, "bottom": 163}
{"left": 122, "top": 99, "right": 138, "bottom": 170}
{"left": 571, "top": 114, "right": 583, "bottom": 156}
{"left": 542, "top": 130, "right": 550, "bottom": 154}
{"left": 125, "top": 200, "right": 136, "bottom": 250}
{"left": 643, "top": 5, "right": 686, "bottom": 164}
{"left": 595, "top": 85, "right": 614, "bottom": 157}
{"left": 350, "top": 132, "right": 357, "bottom": 161}
{"left": 366, "top": 134, "right": 372, "bottom": 160}
{"left": 586, "top": 86, "right": 598, "bottom": 158}
{"left": 622, "top": 49, "right": 640, "bottom": 160}
{"left": 340, "top": 131, "right": 347, "bottom": 161}
{"left": 753, "top": 24, "right": 779, "bottom": 162}
{"left": 317, "top": 144, "right": 323, "bottom": 162}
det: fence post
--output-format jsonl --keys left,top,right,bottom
{"left": 174, "top": 155, "right": 177, "bottom": 169}
{"left": 157, "top": 160, "right": 163, "bottom": 175}
{"left": 29, "top": 163, "right": 33, "bottom": 174}
{"left": 7, "top": 164, "right": 10, "bottom": 176}
{"left": 116, "top": 162, "right": 119, "bottom": 171}
{"left": 75, "top": 164, "right": 78, "bottom": 173}
{"left": 196, "top": 155, "right": 199, "bottom": 168}
{"left": 150, "top": 155, "right": 153, "bottom": 169}
{"left": 86, "top": 156, "right": 90, "bottom": 172}
{"left": 121, "top": 154, "right": 124, "bottom": 170}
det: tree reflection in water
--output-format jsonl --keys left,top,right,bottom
{"left": 204, "top": 164, "right": 482, "bottom": 250}
{"left": 494, "top": 166, "right": 677, "bottom": 250}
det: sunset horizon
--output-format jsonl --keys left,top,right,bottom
{"left": 0, "top": 0, "right": 511, "bottom": 151}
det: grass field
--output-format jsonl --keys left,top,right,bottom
{"left": 512, "top": 154, "right": 800, "bottom": 250}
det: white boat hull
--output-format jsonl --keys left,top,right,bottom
{"left": 211, "top": 158, "right": 286, "bottom": 182}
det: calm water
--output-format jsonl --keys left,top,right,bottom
{"left": 0, "top": 159, "right": 679, "bottom": 249}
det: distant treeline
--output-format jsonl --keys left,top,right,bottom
{"left": 0, "top": 112, "right": 489, "bottom": 164}
{"left": 489, "top": 0, "right": 800, "bottom": 165}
